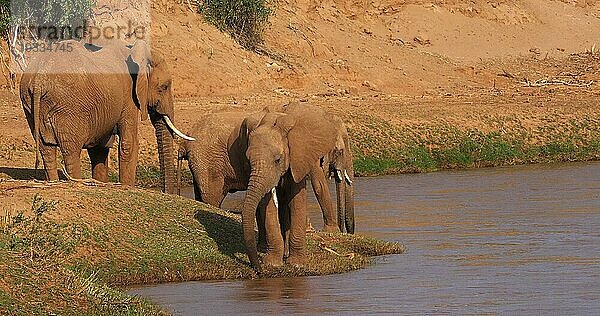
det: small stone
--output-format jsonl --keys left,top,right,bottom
{"left": 413, "top": 36, "right": 431, "bottom": 46}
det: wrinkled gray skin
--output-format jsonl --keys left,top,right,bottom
{"left": 20, "top": 39, "right": 184, "bottom": 193}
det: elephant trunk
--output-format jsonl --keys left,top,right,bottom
{"left": 344, "top": 168, "right": 355, "bottom": 234}
{"left": 335, "top": 175, "right": 346, "bottom": 233}
{"left": 334, "top": 167, "right": 355, "bottom": 234}
{"left": 344, "top": 151, "right": 355, "bottom": 234}
{"left": 151, "top": 114, "right": 175, "bottom": 194}
{"left": 241, "top": 167, "right": 272, "bottom": 270}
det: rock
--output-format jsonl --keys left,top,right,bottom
{"left": 413, "top": 36, "right": 431, "bottom": 46}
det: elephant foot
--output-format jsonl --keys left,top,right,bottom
{"left": 322, "top": 224, "right": 340, "bottom": 233}
{"left": 286, "top": 254, "right": 305, "bottom": 267}
{"left": 263, "top": 253, "right": 284, "bottom": 267}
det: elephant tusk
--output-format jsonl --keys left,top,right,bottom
{"left": 344, "top": 170, "right": 353, "bottom": 186}
{"left": 334, "top": 169, "right": 343, "bottom": 182}
{"left": 163, "top": 116, "right": 196, "bottom": 141}
{"left": 271, "top": 187, "right": 279, "bottom": 209}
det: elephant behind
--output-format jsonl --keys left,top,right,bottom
{"left": 20, "top": 39, "right": 193, "bottom": 192}
{"left": 282, "top": 103, "right": 355, "bottom": 234}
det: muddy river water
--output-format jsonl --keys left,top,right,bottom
{"left": 129, "top": 162, "right": 600, "bottom": 314}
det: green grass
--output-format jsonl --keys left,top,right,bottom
{"left": 0, "top": 183, "right": 404, "bottom": 315}
{"left": 351, "top": 127, "right": 600, "bottom": 176}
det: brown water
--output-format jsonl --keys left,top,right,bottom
{"left": 130, "top": 162, "right": 600, "bottom": 315}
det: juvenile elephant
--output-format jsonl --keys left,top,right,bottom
{"left": 20, "top": 39, "right": 193, "bottom": 193}
{"left": 241, "top": 106, "right": 341, "bottom": 268}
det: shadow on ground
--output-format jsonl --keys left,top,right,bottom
{"left": 194, "top": 209, "right": 248, "bottom": 263}
{"left": 0, "top": 167, "right": 68, "bottom": 181}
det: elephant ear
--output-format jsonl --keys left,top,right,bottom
{"left": 282, "top": 113, "right": 336, "bottom": 183}
{"left": 129, "top": 40, "right": 150, "bottom": 121}
{"left": 241, "top": 109, "right": 269, "bottom": 136}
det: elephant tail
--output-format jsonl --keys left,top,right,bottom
{"left": 32, "top": 86, "right": 42, "bottom": 177}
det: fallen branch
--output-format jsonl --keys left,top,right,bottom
{"left": 319, "top": 242, "right": 355, "bottom": 259}
{"left": 498, "top": 69, "right": 516, "bottom": 79}
{"left": 521, "top": 78, "right": 594, "bottom": 87}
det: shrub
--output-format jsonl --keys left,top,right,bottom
{"left": 198, "top": 0, "right": 273, "bottom": 50}
{"left": 0, "top": 0, "right": 95, "bottom": 40}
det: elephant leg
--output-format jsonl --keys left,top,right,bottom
{"left": 201, "top": 177, "right": 226, "bottom": 207}
{"left": 278, "top": 186, "right": 292, "bottom": 259}
{"left": 286, "top": 178, "right": 308, "bottom": 267}
{"left": 117, "top": 119, "right": 139, "bottom": 186}
{"left": 261, "top": 196, "right": 284, "bottom": 266}
{"left": 310, "top": 168, "right": 339, "bottom": 233}
{"left": 60, "top": 146, "right": 82, "bottom": 180}
{"left": 39, "top": 145, "right": 58, "bottom": 181}
{"left": 88, "top": 146, "right": 110, "bottom": 182}
{"left": 256, "top": 200, "right": 267, "bottom": 253}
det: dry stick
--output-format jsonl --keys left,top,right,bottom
{"left": 319, "top": 242, "right": 355, "bottom": 258}
{"left": 287, "top": 23, "right": 316, "bottom": 57}
{"left": 0, "top": 48, "right": 16, "bottom": 92}
{"left": 522, "top": 78, "right": 594, "bottom": 87}
{"left": 498, "top": 69, "right": 516, "bottom": 79}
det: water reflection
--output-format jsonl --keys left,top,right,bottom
{"left": 238, "top": 277, "right": 309, "bottom": 302}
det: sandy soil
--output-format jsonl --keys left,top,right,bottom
{"left": 0, "top": 0, "right": 598, "bottom": 175}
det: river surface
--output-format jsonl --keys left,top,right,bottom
{"left": 130, "top": 162, "right": 600, "bottom": 315}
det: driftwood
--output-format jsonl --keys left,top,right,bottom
{"left": 521, "top": 78, "right": 594, "bottom": 87}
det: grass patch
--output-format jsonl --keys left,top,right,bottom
{"left": 352, "top": 126, "right": 600, "bottom": 176}
{"left": 0, "top": 182, "right": 404, "bottom": 315}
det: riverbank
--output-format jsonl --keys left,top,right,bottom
{"left": 0, "top": 181, "right": 404, "bottom": 315}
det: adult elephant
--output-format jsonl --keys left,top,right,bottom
{"left": 241, "top": 107, "right": 339, "bottom": 268}
{"left": 20, "top": 39, "right": 193, "bottom": 193}
{"left": 281, "top": 103, "right": 355, "bottom": 234}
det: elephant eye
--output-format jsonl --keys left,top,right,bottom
{"left": 274, "top": 155, "right": 282, "bottom": 164}
{"left": 159, "top": 83, "right": 170, "bottom": 92}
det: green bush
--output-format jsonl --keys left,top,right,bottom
{"left": 199, "top": 0, "right": 273, "bottom": 50}
{"left": 0, "top": 0, "right": 94, "bottom": 39}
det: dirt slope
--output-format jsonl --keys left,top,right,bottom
{"left": 0, "top": 0, "right": 599, "bottom": 176}
{"left": 149, "top": 0, "right": 600, "bottom": 97}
